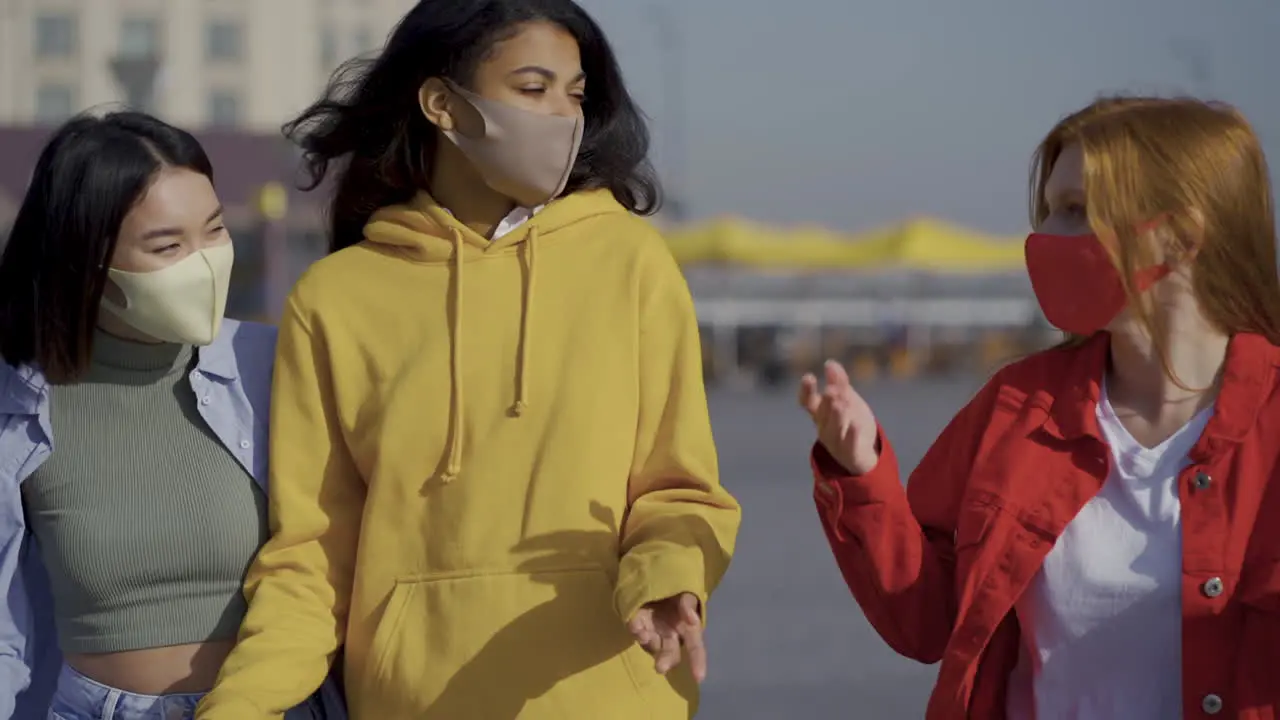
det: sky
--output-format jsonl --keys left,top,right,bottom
{"left": 576, "top": 0, "right": 1280, "bottom": 235}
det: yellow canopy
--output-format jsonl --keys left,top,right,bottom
{"left": 664, "top": 216, "right": 1026, "bottom": 272}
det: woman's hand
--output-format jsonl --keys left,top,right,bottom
{"left": 627, "top": 592, "right": 706, "bottom": 682}
{"left": 798, "top": 360, "right": 880, "bottom": 475}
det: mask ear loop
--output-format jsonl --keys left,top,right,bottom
{"left": 418, "top": 78, "right": 474, "bottom": 137}
{"left": 96, "top": 258, "right": 131, "bottom": 314}
{"left": 1096, "top": 214, "right": 1176, "bottom": 298}
{"left": 95, "top": 239, "right": 126, "bottom": 311}
{"left": 438, "top": 79, "right": 491, "bottom": 139}
{"left": 1141, "top": 212, "right": 1205, "bottom": 274}
{"left": 98, "top": 288, "right": 130, "bottom": 314}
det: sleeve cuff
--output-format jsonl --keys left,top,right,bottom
{"left": 614, "top": 560, "right": 709, "bottom": 626}
{"left": 811, "top": 427, "right": 902, "bottom": 537}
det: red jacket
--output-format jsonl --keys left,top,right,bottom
{"left": 812, "top": 332, "right": 1280, "bottom": 719}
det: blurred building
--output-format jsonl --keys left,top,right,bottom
{"left": 0, "top": 0, "right": 426, "bottom": 321}
{"left": 0, "top": 0, "right": 416, "bottom": 131}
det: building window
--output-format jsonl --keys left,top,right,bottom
{"left": 119, "top": 16, "right": 160, "bottom": 58}
{"left": 35, "top": 83, "right": 76, "bottom": 123}
{"left": 35, "top": 13, "right": 78, "bottom": 58}
{"left": 205, "top": 20, "right": 242, "bottom": 61}
{"left": 207, "top": 90, "right": 241, "bottom": 127}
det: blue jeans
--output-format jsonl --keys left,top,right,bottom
{"left": 47, "top": 664, "right": 322, "bottom": 720}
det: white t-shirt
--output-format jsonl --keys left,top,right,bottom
{"left": 1005, "top": 382, "right": 1211, "bottom": 720}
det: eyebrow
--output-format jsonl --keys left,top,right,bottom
{"left": 140, "top": 205, "right": 224, "bottom": 241}
{"left": 508, "top": 66, "right": 587, "bottom": 84}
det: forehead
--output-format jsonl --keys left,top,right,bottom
{"left": 1044, "top": 143, "right": 1084, "bottom": 195}
{"left": 483, "top": 21, "right": 581, "bottom": 71}
{"left": 124, "top": 168, "right": 216, "bottom": 224}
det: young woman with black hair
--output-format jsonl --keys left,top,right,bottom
{"left": 0, "top": 112, "right": 343, "bottom": 719}
{"left": 197, "top": 2, "right": 740, "bottom": 719}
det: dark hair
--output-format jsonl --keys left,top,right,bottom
{"left": 0, "top": 111, "right": 214, "bottom": 382}
{"left": 285, "top": 0, "right": 661, "bottom": 253}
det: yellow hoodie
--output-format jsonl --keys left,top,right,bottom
{"left": 197, "top": 190, "right": 741, "bottom": 719}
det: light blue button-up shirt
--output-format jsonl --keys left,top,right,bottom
{"left": 0, "top": 319, "right": 345, "bottom": 719}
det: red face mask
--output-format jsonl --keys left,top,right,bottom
{"left": 1024, "top": 231, "right": 1171, "bottom": 335}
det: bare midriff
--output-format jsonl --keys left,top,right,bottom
{"left": 65, "top": 639, "right": 237, "bottom": 695}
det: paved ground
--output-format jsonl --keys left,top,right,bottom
{"left": 696, "top": 378, "right": 983, "bottom": 719}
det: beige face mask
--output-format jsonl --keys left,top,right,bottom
{"left": 438, "top": 80, "right": 584, "bottom": 208}
{"left": 100, "top": 242, "right": 234, "bottom": 346}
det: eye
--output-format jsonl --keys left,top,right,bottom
{"left": 209, "top": 224, "right": 227, "bottom": 235}
{"left": 153, "top": 243, "right": 181, "bottom": 254}
{"left": 519, "top": 86, "right": 547, "bottom": 95}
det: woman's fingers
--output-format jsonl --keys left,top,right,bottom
{"left": 824, "top": 359, "right": 853, "bottom": 389}
{"left": 798, "top": 373, "right": 822, "bottom": 418}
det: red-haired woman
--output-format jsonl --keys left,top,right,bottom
{"left": 800, "top": 96, "right": 1280, "bottom": 719}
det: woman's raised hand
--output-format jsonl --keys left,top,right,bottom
{"left": 798, "top": 360, "right": 880, "bottom": 475}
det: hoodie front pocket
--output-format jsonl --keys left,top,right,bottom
{"left": 360, "top": 568, "right": 653, "bottom": 719}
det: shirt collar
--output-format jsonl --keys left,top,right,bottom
{"left": 439, "top": 204, "right": 544, "bottom": 241}
{"left": 193, "top": 321, "right": 240, "bottom": 380}
{"left": 492, "top": 205, "right": 543, "bottom": 240}
{"left": 1041, "top": 331, "right": 1278, "bottom": 447}
{"left": 0, "top": 363, "right": 45, "bottom": 415}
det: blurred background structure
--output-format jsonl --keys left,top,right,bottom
{"left": 0, "top": 0, "right": 421, "bottom": 321}
{"left": 1, "top": 1, "right": 1277, "bottom": 716}
{"left": 0, "top": 0, "right": 1068, "bottom": 388}
{"left": 0, "top": 0, "right": 414, "bottom": 131}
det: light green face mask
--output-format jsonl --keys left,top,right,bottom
{"left": 100, "top": 242, "right": 234, "bottom": 345}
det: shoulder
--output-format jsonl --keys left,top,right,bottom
{"left": 938, "top": 335, "right": 1107, "bottom": 445}
{"left": 286, "top": 244, "right": 383, "bottom": 317}
{"left": 220, "top": 317, "right": 278, "bottom": 346}
{"left": 983, "top": 335, "right": 1106, "bottom": 403}
{"left": 559, "top": 204, "right": 670, "bottom": 260}
{"left": 219, "top": 318, "right": 279, "bottom": 356}
{"left": 613, "top": 219, "right": 691, "bottom": 312}
{"left": 0, "top": 359, "right": 46, "bottom": 418}
{"left": 207, "top": 318, "right": 279, "bottom": 384}
{"left": 606, "top": 213, "right": 671, "bottom": 257}
{"left": 1228, "top": 333, "right": 1280, "bottom": 434}
{"left": 584, "top": 214, "right": 683, "bottom": 288}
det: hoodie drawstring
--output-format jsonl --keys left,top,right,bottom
{"left": 438, "top": 224, "right": 538, "bottom": 484}
{"left": 440, "top": 229, "right": 465, "bottom": 483}
{"left": 511, "top": 226, "right": 536, "bottom": 416}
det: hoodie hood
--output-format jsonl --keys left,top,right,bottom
{"left": 363, "top": 188, "right": 628, "bottom": 263}
{"left": 358, "top": 189, "right": 630, "bottom": 484}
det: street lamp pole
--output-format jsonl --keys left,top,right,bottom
{"left": 256, "top": 183, "right": 290, "bottom": 320}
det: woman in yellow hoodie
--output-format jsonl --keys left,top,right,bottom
{"left": 196, "top": 1, "right": 741, "bottom": 718}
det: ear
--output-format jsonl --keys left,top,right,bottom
{"left": 418, "top": 77, "right": 455, "bottom": 131}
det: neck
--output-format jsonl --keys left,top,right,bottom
{"left": 429, "top": 143, "right": 515, "bottom": 238}
{"left": 1105, "top": 303, "right": 1228, "bottom": 420}
{"left": 96, "top": 311, "right": 162, "bottom": 345}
